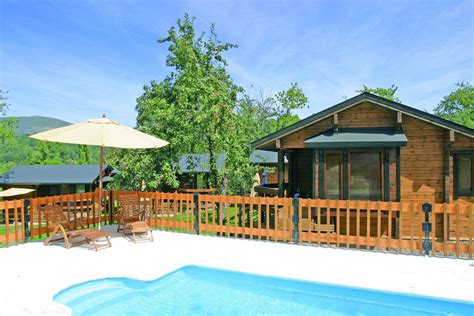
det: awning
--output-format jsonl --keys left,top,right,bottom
{"left": 304, "top": 127, "right": 408, "bottom": 148}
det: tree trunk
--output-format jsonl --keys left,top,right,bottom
{"left": 207, "top": 136, "right": 218, "bottom": 189}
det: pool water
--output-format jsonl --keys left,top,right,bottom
{"left": 54, "top": 265, "right": 473, "bottom": 315}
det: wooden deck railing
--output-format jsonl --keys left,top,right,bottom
{"left": 1, "top": 191, "right": 472, "bottom": 259}
{"left": 0, "top": 200, "right": 25, "bottom": 245}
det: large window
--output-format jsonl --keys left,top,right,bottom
{"left": 349, "top": 152, "right": 382, "bottom": 201}
{"left": 320, "top": 149, "right": 391, "bottom": 201}
{"left": 456, "top": 155, "right": 474, "bottom": 196}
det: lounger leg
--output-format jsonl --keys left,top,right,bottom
{"left": 150, "top": 231, "right": 153, "bottom": 242}
{"left": 59, "top": 226, "right": 72, "bottom": 249}
{"left": 43, "top": 226, "right": 60, "bottom": 246}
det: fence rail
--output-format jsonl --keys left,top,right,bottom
{"left": 1, "top": 191, "right": 472, "bottom": 259}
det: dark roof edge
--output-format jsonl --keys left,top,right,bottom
{"left": 251, "top": 92, "right": 474, "bottom": 148}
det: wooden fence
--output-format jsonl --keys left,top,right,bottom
{"left": 1, "top": 191, "right": 472, "bottom": 259}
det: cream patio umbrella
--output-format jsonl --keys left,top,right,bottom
{"left": 30, "top": 115, "right": 169, "bottom": 229}
{"left": 0, "top": 188, "right": 35, "bottom": 198}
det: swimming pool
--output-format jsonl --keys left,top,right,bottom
{"left": 54, "top": 265, "right": 473, "bottom": 315}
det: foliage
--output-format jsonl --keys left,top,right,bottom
{"left": 0, "top": 90, "right": 16, "bottom": 146}
{"left": 110, "top": 15, "right": 308, "bottom": 194}
{"left": 78, "top": 145, "right": 91, "bottom": 164}
{"left": 0, "top": 135, "right": 100, "bottom": 174}
{"left": 273, "top": 83, "right": 308, "bottom": 130}
{"left": 434, "top": 82, "right": 474, "bottom": 128}
{"left": 110, "top": 14, "right": 242, "bottom": 192}
{"left": 356, "top": 84, "right": 401, "bottom": 102}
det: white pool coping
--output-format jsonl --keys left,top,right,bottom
{"left": 1, "top": 225, "right": 473, "bottom": 315}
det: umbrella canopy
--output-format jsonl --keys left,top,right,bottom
{"left": 30, "top": 117, "right": 168, "bottom": 148}
{"left": 0, "top": 188, "right": 35, "bottom": 198}
{"left": 30, "top": 115, "right": 169, "bottom": 229}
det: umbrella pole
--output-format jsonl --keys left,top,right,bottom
{"left": 98, "top": 146, "right": 104, "bottom": 230}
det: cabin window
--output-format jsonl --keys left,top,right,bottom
{"left": 325, "top": 152, "right": 342, "bottom": 199}
{"left": 319, "top": 149, "right": 394, "bottom": 201}
{"left": 349, "top": 152, "right": 382, "bottom": 201}
{"left": 456, "top": 154, "right": 474, "bottom": 196}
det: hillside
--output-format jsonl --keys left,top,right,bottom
{"left": 0, "top": 116, "right": 99, "bottom": 174}
{"left": 0, "top": 116, "right": 71, "bottom": 135}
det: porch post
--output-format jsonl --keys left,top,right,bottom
{"left": 278, "top": 149, "right": 285, "bottom": 197}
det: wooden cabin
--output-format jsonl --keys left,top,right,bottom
{"left": 251, "top": 92, "right": 474, "bottom": 205}
{"left": 0, "top": 164, "right": 114, "bottom": 198}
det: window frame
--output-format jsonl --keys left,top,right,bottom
{"left": 317, "top": 147, "right": 398, "bottom": 201}
{"left": 454, "top": 153, "right": 474, "bottom": 198}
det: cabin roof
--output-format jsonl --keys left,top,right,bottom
{"left": 178, "top": 154, "right": 226, "bottom": 173}
{"left": 251, "top": 92, "right": 474, "bottom": 149}
{"left": 0, "top": 164, "right": 112, "bottom": 185}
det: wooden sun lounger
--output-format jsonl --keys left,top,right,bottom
{"left": 41, "top": 205, "right": 111, "bottom": 251}
{"left": 117, "top": 194, "right": 153, "bottom": 242}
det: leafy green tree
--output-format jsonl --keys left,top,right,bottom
{"left": 434, "top": 82, "right": 474, "bottom": 128}
{"left": 273, "top": 83, "right": 308, "bottom": 130}
{"left": 111, "top": 14, "right": 242, "bottom": 192}
{"left": 78, "top": 145, "right": 91, "bottom": 164}
{"left": 356, "top": 84, "right": 401, "bottom": 102}
{"left": 29, "top": 142, "right": 62, "bottom": 165}
{"left": 0, "top": 90, "right": 16, "bottom": 146}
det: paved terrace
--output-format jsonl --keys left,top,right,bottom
{"left": 1, "top": 225, "right": 473, "bottom": 315}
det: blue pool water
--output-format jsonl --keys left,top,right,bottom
{"left": 54, "top": 265, "right": 473, "bottom": 315}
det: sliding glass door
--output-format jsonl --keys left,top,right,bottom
{"left": 321, "top": 149, "right": 387, "bottom": 201}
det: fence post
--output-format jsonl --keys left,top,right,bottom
{"left": 108, "top": 191, "right": 114, "bottom": 224}
{"left": 194, "top": 192, "right": 200, "bottom": 235}
{"left": 422, "top": 203, "right": 432, "bottom": 256}
{"left": 292, "top": 194, "right": 300, "bottom": 244}
{"left": 23, "top": 199, "right": 31, "bottom": 242}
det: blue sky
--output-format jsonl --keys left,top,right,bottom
{"left": 0, "top": 0, "right": 473, "bottom": 127}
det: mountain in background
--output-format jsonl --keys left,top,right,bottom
{"left": 0, "top": 116, "right": 71, "bottom": 135}
{"left": 0, "top": 116, "right": 99, "bottom": 174}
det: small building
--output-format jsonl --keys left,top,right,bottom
{"left": 0, "top": 164, "right": 114, "bottom": 198}
{"left": 251, "top": 92, "right": 474, "bottom": 204}
{"left": 177, "top": 154, "right": 226, "bottom": 189}
{"left": 177, "top": 151, "right": 288, "bottom": 190}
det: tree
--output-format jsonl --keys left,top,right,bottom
{"left": 356, "top": 84, "right": 401, "bottom": 102}
{"left": 110, "top": 14, "right": 242, "bottom": 192}
{"left": 0, "top": 90, "right": 16, "bottom": 146}
{"left": 273, "top": 83, "right": 309, "bottom": 130}
{"left": 78, "top": 145, "right": 91, "bottom": 164}
{"left": 28, "top": 142, "right": 71, "bottom": 165}
{"left": 434, "top": 82, "right": 474, "bottom": 128}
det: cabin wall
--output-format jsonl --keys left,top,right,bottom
{"left": 281, "top": 102, "right": 396, "bottom": 148}
{"left": 399, "top": 116, "right": 445, "bottom": 203}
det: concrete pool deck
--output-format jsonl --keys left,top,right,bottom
{"left": 1, "top": 225, "right": 473, "bottom": 315}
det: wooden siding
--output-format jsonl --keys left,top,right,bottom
{"left": 281, "top": 102, "right": 396, "bottom": 148}
{"left": 400, "top": 115, "right": 445, "bottom": 203}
